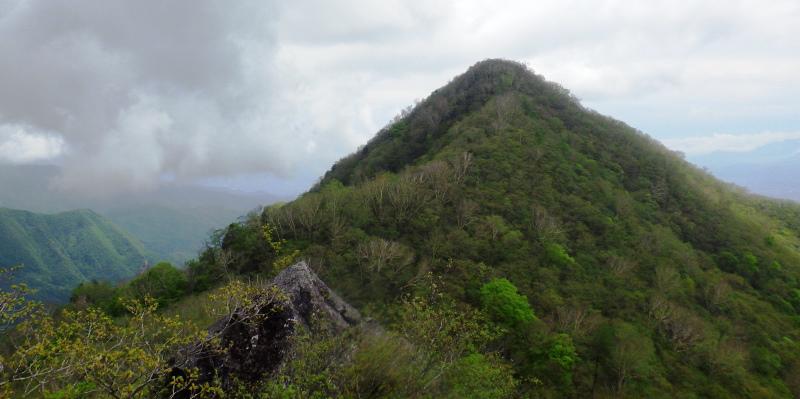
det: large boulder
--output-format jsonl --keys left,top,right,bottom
{"left": 177, "top": 261, "right": 360, "bottom": 390}
{"left": 272, "top": 261, "right": 361, "bottom": 331}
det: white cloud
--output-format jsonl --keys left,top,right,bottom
{"left": 0, "top": 124, "right": 64, "bottom": 164}
{"left": 663, "top": 132, "right": 800, "bottom": 155}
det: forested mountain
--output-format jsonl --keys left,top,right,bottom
{"left": 0, "top": 207, "right": 149, "bottom": 302}
{"left": 5, "top": 59, "right": 800, "bottom": 398}
{"left": 216, "top": 59, "right": 800, "bottom": 397}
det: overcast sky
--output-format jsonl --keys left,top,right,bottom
{"left": 1, "top": 0, "right": 799, "bottom": 198}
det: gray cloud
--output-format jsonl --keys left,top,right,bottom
{"left": 1, "top": 0, "right": 799, "bottom": 196}
{"left": 0, "top": 0, "right": 287, "bottom": 193}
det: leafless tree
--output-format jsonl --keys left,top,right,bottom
{"left": 362, "top": 176, "right": 390, "bottom": 220}
{"left": 273, "top": 206, "right": 298, "bottom": 237}
{"left": 451, "top": 152, "right": 473, "bottom": 185}
{"left": 654, "top": 266, "right": 680, "bottom": 296}
{"left": 387, "top": 176, "right": 432, "bottom": 224}
{"left": 610, "top": 326, "right": 653, "bottom": 395}
{"left": 664, "top": 309, "right": 705, "bottom": 352}
{"left": 456, "top": 200, "right": 479, "bottom": 229}
{"left": 530, "top": 204, "right": 564, "bottom": 242}
{"left": 294, "top": 194, "right": 322, "bottom": 238}
{"left": 651, "top": 177, "right": 669, "bottom": 206}
{"left": 356, "top": 238, "right": 413, "bottom": 274}
{"left": 614, "top": 192, "right": 634, "bottom": 218}
{"left": 703, "top": 278, "right": 731, "bottom": 312}
{"left": 482, "top": 215, "right": 507, "bottom": 241}
{"left": 492, "top": 93, "right": 517, "bottom": 133}
{"left": 215, "top": 248, "right": 237, "bottom": 278}
{"left": 708, "top": 339, "right": 747, "bottom": 378}
{"left": 416, "top": 160, "right": 453, "bottom": 202}
{"left": 648, "top": 294, "right": 676, "bottom": 326}
{"left": 649, "top": 296, "right": 705, "bottom": 352}
{"left": 555, "top": 305, "right": 599, "bottom": 338}
{"left": 607, "top": 256, "right": 635, "bottom": 277}
{"left": 327, "top": 195, "right": 347, "bottom": 247}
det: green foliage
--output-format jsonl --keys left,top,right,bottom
{"left": 593, "top": 321, "right": 658, "bottom": 395}
{"left": 717, "top": 251, "right": 740, "bottom": 273}
{"left": 341, "top": 332, "right": 423, "bottom": 398}
{"left": 70, "top": 262, "right": 189, "bottom": 315}
{"left": 547, "top": 333, "right": 578, "bottom": 370}
{"left": 525, "top": 332, "right": 580, "bottom": 392}
{"left": 0, "top": 208, "right": 150, "bottom": 302}
{"left": 4, "top": 296, "right": 216, "bottom": 398}
{"left": 42, "top": 381, "right": 96, "bottom": 399}
{"left": 479, "top": 278, "right": 536, "bottom": 328}
{"left": 127, "top": 262, "right": 188, "bottom": 307}
{"left": 545, "top": 243, "right": 575, "bottom": 267}
{"left": 0, "top": 267, "right": 42, "bottom": 328}
{"left": 752, "top": 346, "right": 782, "bottom": 377}
{"left": 396, "top": 291, "right": 500, "bottom": 359}
{"left": 69, "top": 280, "right": 125, "bottom": 316}
{"left": 442, "top": 353, "right": 518, "bottom": 399}
{"left": 186, "top": 255, "right": 225, "bottom": 293}
{"left": 263, "top": 223, "right": 300, "bottom": 273}
{"left": 256, "top": 293, "right": 514, "bottom": 398}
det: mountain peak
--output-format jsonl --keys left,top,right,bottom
{"left": 462, "top": 58, "right": 531, "bottom": 80}
{"left": 319, "top": 59, "right": 579, "bottom": 186}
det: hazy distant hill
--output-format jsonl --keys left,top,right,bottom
{"left": 0, "top": 207, "right": 150, "bottom": 302}
{"left": 104, "top": 205, "right": 244, "bottom": 265}
{"left": 0, "top": 164, "right": 281, "bottom": 265}
{"left": 691, "top": 147, "right": 800, "bottom": 202}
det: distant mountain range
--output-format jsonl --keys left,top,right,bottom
{"left": 0, "top": 207, "right": 148, "bottom": 302}
{"left": 0, "top": 164, "right": 283, "bottom": 300}
{"left": 689, "top": 146, "right": 800, "bottom": 202}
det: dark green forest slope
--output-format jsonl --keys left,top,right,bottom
{"left": 0, "top": 208, "right": 149, "bottom": 302}
{"left": 195, "top": 59, "right": 800, "bottom": 397}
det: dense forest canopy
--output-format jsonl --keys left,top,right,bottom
{"left": 3, "top": 59, "right": 800, "bottom": 398}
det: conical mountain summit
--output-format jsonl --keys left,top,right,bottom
{"left": 65, "top": 59, "right": 800, "bottom": 397}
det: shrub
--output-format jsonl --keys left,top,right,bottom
{"left": 69, "top": 280, "right": 125, "bottom": 316}
{"left": 479, "top": 278, "right": 536, "bottom": 328}
{"left": 127, "top": 262, "right": 188, "bottom": 306}
{"left": 443, "top": 353, "right": 518, "bottom": 399}
{"left": 545, "top": 243, "right": 575, "bottom": 267}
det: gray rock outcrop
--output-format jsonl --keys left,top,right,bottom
{"left": 272, "top": 261, "right": 361, "bottom": 331}
{"left": 175, "top": 261, "right": 360, "bottom": 390}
